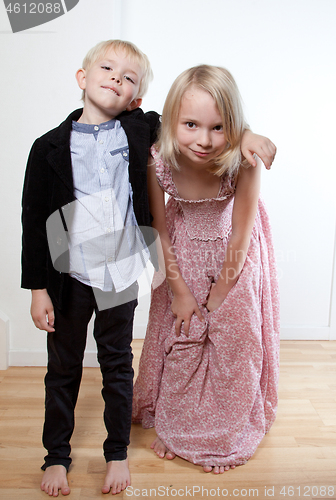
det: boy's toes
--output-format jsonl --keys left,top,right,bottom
{"left": 111, "top": 480, "right": 126, "bottom": 495}
{"left": 49, "top": 485, "right": 58, "bottom": 497}
{"left": 203, "top": 465, "right": 212, "bottom": 473}
{"left": 102, "top": 483, "right": 111, "bottom": 494}
{"left": 60, "top": 486, "right": 71, "bottom": 496}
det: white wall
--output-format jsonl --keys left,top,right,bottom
{"left": 0, "top": 0, "right": 335, "bottom": 368}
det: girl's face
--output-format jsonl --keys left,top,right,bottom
{"left": 176, "top": 87, "right": 227, "bottom": 169}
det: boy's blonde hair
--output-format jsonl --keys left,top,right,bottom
{"left": 156, "top": 65, "right": 247, "bottom": 177}
{"left": 81, "top": 39, "right": 153, "bottom": 100}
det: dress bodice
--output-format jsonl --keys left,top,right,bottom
{"left": 151, "top": 146, "right": 236, "bottom": 241}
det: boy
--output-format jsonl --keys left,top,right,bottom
{"left": 22, "top": 40, "right": 160, "bottom": 496}
{"left": 22, "top": 39, "right": 276, "bottom": 496}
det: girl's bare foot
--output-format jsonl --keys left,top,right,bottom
{"left": 203, "top": 465, "right": 236, "bottom": 473}
{"left": 40, "top": 465, "right": 70, "bottom": 497}
{"left": 150, "top": 436, "right": 176, "bottom": 459}
{"left": 102, "top": 458, "right": 131, "bottom": 495}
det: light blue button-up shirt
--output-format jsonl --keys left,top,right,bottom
{"left": 66, "top": 118, "right": 149, "bottom": 292}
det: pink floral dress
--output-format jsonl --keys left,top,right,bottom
{"left": 132, "top": 147, "right": 280, "bottom": 468}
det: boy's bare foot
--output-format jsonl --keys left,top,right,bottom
{"left": 40, "top": 465, "right": 70, "bottom": 496}
{"left": 102, "top": 458, "right": 131, "bottom": 495}
{"left": 203, "top": 465, "right": 236, "bottom": 473}
{"left": 150, "top": 436, "right": 176, "bottom": 459}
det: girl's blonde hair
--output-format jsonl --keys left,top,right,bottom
{"left": 81, "top": 39, "right": 153, "bottom": 100}
{"left": 156, "top": 65, "right": 247, "bottom": 177}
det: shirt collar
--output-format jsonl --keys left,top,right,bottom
{"left": 72, "top": 119, "right": 117, "bottom": 134}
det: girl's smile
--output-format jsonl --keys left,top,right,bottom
{"left": 190, "top": 149, "right": 210, "bottom": 157}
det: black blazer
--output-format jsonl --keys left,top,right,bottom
{"left": 21, "top": 107, "right": 160, "bottom": 308}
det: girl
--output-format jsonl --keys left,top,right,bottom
{"left": 132, "top": 65, "right": 280, "bottom": 473}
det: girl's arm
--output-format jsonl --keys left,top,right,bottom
{"left": 147, "top": 157, "right": 204, "bottom": 335}
{"left": 241, "top": 129, "right": 276, "bottom": 169}
{"left": 206, "top": 158, "right": 261, "bottom": 312}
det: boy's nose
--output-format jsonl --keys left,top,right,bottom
{"left": 111, "top": 73, "right": 121, "bottom": 84}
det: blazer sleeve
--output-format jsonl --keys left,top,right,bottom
{"left": 21, "top": 138, "right": 51, "bottom": 289}
{"left": 143, "top": 111, "right": 161, "bottom": 146}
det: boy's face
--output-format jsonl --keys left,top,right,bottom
{"left": 76, "top": 48, "right": 143, "bottom": 124}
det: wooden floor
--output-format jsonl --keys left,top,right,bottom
{"left": 0, "top": 340, "right": 336, "bottom": 499}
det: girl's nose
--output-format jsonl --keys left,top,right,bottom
{"left": 197, "top": 130, "right": 211, "bottom": 147}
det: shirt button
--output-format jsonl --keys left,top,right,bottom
{"left": 107, "top": 257, "right": 113, "bottom": 262}
{"left": 105, "top": 197, "right": 109, "bottom": 202}
{"left": 100, "top": 168, "right": 105, "bottom": 173}
{"left": 123, "top": 152, "right": 127, "bottom": 157}
{"left": 106, "top": 228, "right": 112, "bottom": 233}
{"left": 94, "top": 126, "right": 99, "bottom": 131}
{"left": 99, "top": 140, "right": 104, "bottom": 144}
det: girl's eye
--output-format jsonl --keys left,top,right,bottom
{"left": 186, "top": 122, "right": 196, "bottom": 128}
{"left": 102, "top": 66, "right": 111, "bottom": 71}
{"left": 214, "top": 125, "right": 223, "bottom": 131}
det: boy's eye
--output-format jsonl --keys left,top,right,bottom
{"left": 102, "top": 66, "right": 111, "bottom": 71}
{"left": 124, "top": 75, "right": 135, "bottom": 84}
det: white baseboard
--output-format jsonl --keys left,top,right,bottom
{"left": 8, "top": 325, "right": 335, "bottom": 368}
{"left": 0, "top": 311, "right": 9, "bottom": 370}
{"left": 280, "top": 325, "right": 331, "bottom": 340}
{"left": 8, "top": 323, "right": 148, "bottom": 367}
{"left": 9, "top": 350, "right": 100, "bottom": 368}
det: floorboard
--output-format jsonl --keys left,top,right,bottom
{"left": 0, "top": 340, "right": 335, "bottom": 499}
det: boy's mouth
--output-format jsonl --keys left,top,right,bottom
{"left": 101, "top": 86, "right": 120, "bottom": 96}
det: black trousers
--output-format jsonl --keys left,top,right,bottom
{"left": 41, "top": 277, "right": 138, "bottom": 471}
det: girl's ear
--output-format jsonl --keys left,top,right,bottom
{"left": 75, "top": 68, "right": 86, "bottom": 90}
{"left": 126, "top": 98, "right": 142, "bottom": 111}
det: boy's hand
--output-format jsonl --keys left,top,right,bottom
{"left": 241, "top": 130, "right": 276, "bottom": 169}
{"left": 31, "top": 289, "right": 55, "bottom": 332}
{"left": 171, "top": 291, "right": 204, "bottom": 336}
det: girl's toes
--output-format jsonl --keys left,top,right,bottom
{"left": 203, "top": 465, "right": 212, "bottom": 473}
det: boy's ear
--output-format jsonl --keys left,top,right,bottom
{"left": 126, "top": 98, "right": 142, "bottom": 111}
{"left": 76, "top": 68, "right": 86, "bottom": 90}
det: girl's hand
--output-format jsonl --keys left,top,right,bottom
{"left": 205, "top": 283, "right": 227, "bottom": 313}
{"left": 241, "top": 130, "right": 276, "bottom": 169}
{"left": 171, "top": 291, "right": 204, "bottom": 336}
{"left": 31, "top": 289, "right": 55, "bottom": 332}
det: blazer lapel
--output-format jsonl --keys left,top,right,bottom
{"left": 47, "top": 144, "right": 73, "bottom": 193}
{"left": 120, "top": 114, "right": 150, "bottom": 172}
{"left": 46, "top": 108, "right": 83, "bottom": 195}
